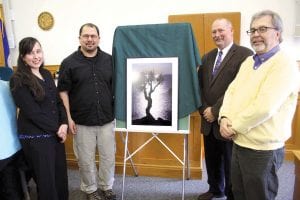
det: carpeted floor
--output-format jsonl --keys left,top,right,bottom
{"left": 29, "top": 160, "right": 295, "bottom": 200}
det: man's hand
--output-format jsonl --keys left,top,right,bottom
{"left": 203, "top": 107, "right": 215, "bottom": 123}
{"left": 68, "top": 119, "right": 77, "bottom": 135}
{"left": 219, "top": 117, "right": 236, "bottom": 140}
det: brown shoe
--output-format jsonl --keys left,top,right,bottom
{"left": 198, "top": 191, "right": 214, "bottom": 200}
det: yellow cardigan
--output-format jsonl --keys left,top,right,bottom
{"left": 220, "top": 50, "right": 300, "bottom": 150}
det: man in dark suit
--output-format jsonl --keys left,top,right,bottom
{"left": 198, "top": 18, "right": 253, "bottom": 200}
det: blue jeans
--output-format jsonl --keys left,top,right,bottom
{"left": 231, "top": 143, "right": 284, "bottom": 200}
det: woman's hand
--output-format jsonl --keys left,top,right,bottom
{"left": 57, "top": 124, "right": 68, "bottom": 143}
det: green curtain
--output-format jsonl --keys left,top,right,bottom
{"left": 112, "top": 23, "right": 202, "bottom": 125}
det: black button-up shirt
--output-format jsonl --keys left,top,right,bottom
{"left": 58, "top": 47, "right": 114, "bottom": 126}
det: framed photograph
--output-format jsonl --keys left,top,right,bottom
{"left": 126, "top": 57, "right": 178, "bottom": 133}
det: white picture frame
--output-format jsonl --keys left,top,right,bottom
{"left": 126, "top": 57, "right": 178, "bottom": 133}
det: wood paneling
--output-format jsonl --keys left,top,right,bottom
{"left": 65, "top": 120, "right": 204, "bottom": 179}
{"left": 285, "top": 61, "right": 300, "bottom": 160}
{"left": 13, "top": 65, "right": 58, "bottom": 79}
{"left": 203, "top": 13, "right": 241, "bottom": 53}
{"left": 44, "top": 65, "right": 59, "bottom": 77}
{"left": 114, "top": 129, "right": 202, "bottom": 179}
{"left": 168, "top": 12, "right": 241, "bottom": 55}
{"left": 168, "top": 14, "right": 205, "bottom": 57}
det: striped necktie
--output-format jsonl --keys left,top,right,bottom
{"left": 212, "top": 51, "right": 223, "bottom": 76}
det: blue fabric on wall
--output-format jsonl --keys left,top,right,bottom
{"left": 0, "top": 18, "right": 13, "bottom": 81}
{"left": 0, "top": 67, "right": 13, "bottom": 81}
{"left": 112, "top": 23, "right": 202, "bottom": 122}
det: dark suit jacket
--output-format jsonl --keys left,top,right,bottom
{"left": 198, "top": 44, "right": 253, "bottom": 140}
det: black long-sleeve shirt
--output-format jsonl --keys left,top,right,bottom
{"left": 10, "top": 68, "right": 67, "bottom": 135}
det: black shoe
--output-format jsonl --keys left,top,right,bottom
{"left": 87, "top": 191, "right": 102, "bottom": 200}
{"left": 101, "top": 189, "right": 116, "bottom": 200}
{"left": 212, "top": 196, "right": 226, "bottom": 200}
{"left": 198, "top": 191, "right": 214, "bottom": 200}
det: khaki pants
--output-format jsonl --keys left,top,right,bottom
{"left": 74, "top": 121, "right": 116, "bottom": 193}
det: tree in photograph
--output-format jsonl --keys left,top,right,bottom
{"left": 137, "top": 70, "right": 163, "bottom": 119}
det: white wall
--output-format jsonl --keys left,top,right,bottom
{"left": 2, "top": 0, "right": 300, "bottom": 66}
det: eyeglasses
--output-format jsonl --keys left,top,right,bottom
{"left": 246, "top": 26, "right": 278, "bottom": 35}
{"left": 80, "top": 34, "right": 99, "bottom": 40}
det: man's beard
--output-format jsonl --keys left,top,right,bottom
{"left": 252, "top": 43, "right": 266, "bottom": 53}
{"left": 84, "top": 45, "right": 97, "bottom": 53}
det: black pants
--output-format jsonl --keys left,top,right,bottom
{"left": 204, "top": 131, "right": 233, "bottom": 199}
{"left": 0, "top": 151, "right": 23, "bottom": 200}
{"left": 21, "top": 136, "right": 69, "bottom": 200}
{"left": 231, "top": 144, "right": 284, "bottom": 200}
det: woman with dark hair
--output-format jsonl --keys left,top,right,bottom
{"left": 10, "top": 37, "right": 69, "bottom": 200}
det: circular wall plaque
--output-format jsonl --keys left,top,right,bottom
{"left": 38, "top": 11, "right": 54, "bottom": 30}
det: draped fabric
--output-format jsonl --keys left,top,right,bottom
{"left": 112, "top": 23, "right": 202, "bottom": 125}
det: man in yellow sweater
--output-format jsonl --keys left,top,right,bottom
{"left": 219, "top": 10, "right": 300, "bottom": 200}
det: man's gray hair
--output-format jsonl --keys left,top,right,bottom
{"left": 250, "top": 10, "right": 283, "bottom": 43}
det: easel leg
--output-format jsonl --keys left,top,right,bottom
{"left": 182, "top": 134, "right": 187, "bottom": 200}
{"left": 121, "top": 131, "right": 128, "bottom": 200}
{"left": 119, "top": 132, "right": 138, "bottom": 177}
{"left": 185, "top": 134, "right": 190, "bottom": 180}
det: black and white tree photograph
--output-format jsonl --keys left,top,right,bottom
{"left": 127, "top": 58, "right": 178, "bottom": 132}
